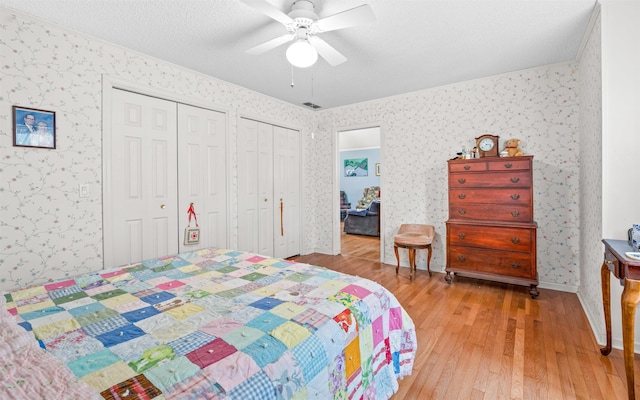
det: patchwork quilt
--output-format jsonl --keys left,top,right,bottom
{"left": 2, "top": 248, "right": 417, "bottom": 399}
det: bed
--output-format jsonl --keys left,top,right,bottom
{"left": 1, "top": 247, "right": 417, "bottom": 399}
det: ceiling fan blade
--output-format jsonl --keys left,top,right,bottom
{"left": 246, "top": 33, "right": 295, "bottom": 55}
{"left": 309, "top": 36, "right": 347, "bottom": 66}
{"left": 314, "top": 4, "right": 375, "bottom": 32}
{"left": 241, "top": 0, "right": 293, "bottom": 25}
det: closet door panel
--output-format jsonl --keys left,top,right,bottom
{"left": 257, "top": 122, "right": 274, "bottom": 256}
{"left": 237, "top": 118, "right": 260, "bottom": 253}
{"left": 109, "top": 89, "right": 178, "bottom": 266}
{"left": 178, "top": 104, "right": 227, "bottom": 253}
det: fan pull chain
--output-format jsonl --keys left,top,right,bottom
{"left": 290, "top": 65, "right": 295, "bottom": 88}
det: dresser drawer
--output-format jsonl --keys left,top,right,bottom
{"left": 448, "top": 224, "right": 533, "bottom": 252}
{"left": 449, "top": 203, "right": 532, "bottom": 222}
{"left": 447, "top": 247, "right": 533, "bottom": 279}
{"left": 449, "top": 161, "right": 487, "bottom": 173}
{"left": 487, "top": 159, "right": 530, "bottom": 171}
{"left": 449, "top": 188, "right": 531, "bottom": 205}
{"left": 449, "top": 171, "right": 532, "bottom": 188}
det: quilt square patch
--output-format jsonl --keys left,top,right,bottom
{"left": 270, "top": 321, "right": 310, "bottom": 349}
{"left": 245, "top": 311, "right": 287, "bottom": 333}
{"left": 249, "top": 297, "right": 284, "bottom": 311}
{"left": 101, "top": 374, "right": 162, "bottom": 400}
{"left": 186, "top": 338, "right": 237, "bottom": 368}
{"left": 242, "top": 334, "right": 288, "bottom": 368}
{"left": 95, "top": 324, "right": 146, "bottom": 347}
{"left": 145, "top": 356, "right": 201, "bottom": 392}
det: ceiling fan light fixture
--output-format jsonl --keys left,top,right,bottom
{"left": 286, "top": 39, "right": 318, "bottom": 68}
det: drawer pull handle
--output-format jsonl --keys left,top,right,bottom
{"left": 457, "top": 255, "right": 466, "bottom": 262}
{"left": 458, "top": 233, "right": 466, "bottom": 239}
{"left": 458, "top": 209, "right": 467, "bottom": 215}
{"left": 464, "top": 165, "right": 471, "bottom": 170}
{"left": 511, "top": 177, "right": 520, "bottom": 183}
{"left": 512, "top": 262, "right": 521, "bottom": 269}
{"left": 505, "top": 163, "right": 513, "bottom": 168}
{"left": 458, "top": 193, "right": 466, "bottom": 199}
{"left": 511, "top": 237, "right": 520, "bottom": 244}
{"left": 605, "top": 260, "right": 615, "bottom": 265}
{"left": 511, "top": 194, "right": 520, "bottom": 200}
{"left": 511, "top": 211, "right": 520, "bottom": 217}
{"left": 458, "top": 178, "right": 466, "bottom": 184}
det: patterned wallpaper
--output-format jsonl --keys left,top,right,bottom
{"left": 319, "top": 64, "right": 581, "bottom": 290}
{"left": 0, "top": 8, "right": 318, "bottom": 292}
{"left": 1, "top": 7, "right": 584, "bottom": 294}
{"left": 576, "top": 11, "right": 604, "bottom": 342}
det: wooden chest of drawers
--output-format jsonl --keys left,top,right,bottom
{"left": 445, "top": 156, "right": 539, "bottom": 298}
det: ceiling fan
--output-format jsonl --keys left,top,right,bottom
{"left": 243, "top": 0, "right": 375, "bottom": 68}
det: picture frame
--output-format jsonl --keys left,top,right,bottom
{"left": 375, "top": 163, "right": 380, "bottom": 176}
{"left": 344, "top": 158, "right": 368, "bottom": 177}
{"left": 13, "top": 105, "right": 56, "bottom": 149}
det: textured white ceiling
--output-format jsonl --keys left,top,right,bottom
{"left": 0, "top": 0, "right": 597, "bottom": 109}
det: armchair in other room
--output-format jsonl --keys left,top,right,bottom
{"left": 343, "top": 200, "right": 380, "bottom": 236}
{"left": 340, "top": 191, "right": 351, "bottom": 222}
{"left": 356, "top": 186, "right": 381, "bottom": 210}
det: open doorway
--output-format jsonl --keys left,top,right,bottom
{"left": 338, "top": 127, "right": 381, "bottom": 262}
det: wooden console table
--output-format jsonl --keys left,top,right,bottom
{"left": 600, "top": 239, "right": 640, "bottom": 399}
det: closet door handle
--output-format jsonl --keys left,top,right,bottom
{"left": 280, "top": 199, "right": 284, "bottom": 236}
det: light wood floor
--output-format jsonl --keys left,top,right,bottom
{"left": 340, "top": 222, "right": 380, "bottom": 261}
{"left": 294, "top": 234, "right": 638, "bottom": 400}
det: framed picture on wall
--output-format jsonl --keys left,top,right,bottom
{"left": 13, "top": 106, "right": 56, "bottom": 149}
{"left": 344, "top": 158, "right": 368, "bottom": 177}
{"left": 375, "top": 163, "right": 380, "bottom": 176}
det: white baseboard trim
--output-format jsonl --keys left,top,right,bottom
{"left": 577, "top": 291, "right": 607, "bottom": 348}
{"left": 537, "top": 280, "right": 578, "bottom": 293}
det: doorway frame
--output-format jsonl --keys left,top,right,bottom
{"left": 101, "top": 75, "right": 231, "bottom": 268}
{"left": 333, "top": 123, "right": 384, "bottom": 260}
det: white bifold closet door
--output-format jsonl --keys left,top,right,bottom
{"left": 106, "top": 89, "right": 227, "bottom": 267}
{"left": 237, "top": 117, "right": 300, "bottom": 259}
{"left": 177, "top": 103, "right": 227, "bottom": 254}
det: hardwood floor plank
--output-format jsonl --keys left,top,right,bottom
{"left": 291, "top": 233, "right": 638, "bottom": 399}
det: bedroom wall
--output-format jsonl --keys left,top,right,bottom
{"left": 0, "top": 8, "right": 320, "bottom": 292}
{"left": 318, "top": 63, "right": 581, "bottom": 291}
{"left": 576, "top": 8, "right": 604, "bottom": 346}
{"left": 594, "top": 0, "right": 640, "bottom": 350}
